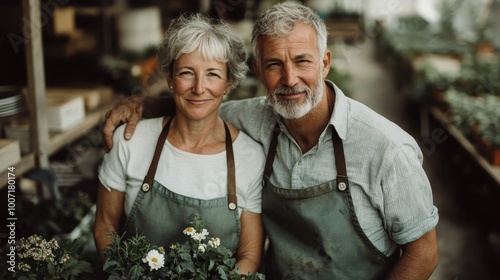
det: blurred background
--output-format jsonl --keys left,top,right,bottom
{"left": 0, "top": 0, "right": 499, "bottom": 279}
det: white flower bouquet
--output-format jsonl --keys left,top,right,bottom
{"left": 102, "top": 215, "right": 265, "bottom": 280}
{"left": 0, "top": 235, "right": 93, "bottom": 280}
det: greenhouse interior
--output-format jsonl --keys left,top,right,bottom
{"left": 0, "top": 0, "right": 499, "bottom": 279}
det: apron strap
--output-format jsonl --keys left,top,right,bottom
{"left": 331, "top": 128, "right": 349, "bottom": 191}
{"left": 224, "top": 121, "right": 238, "bottom": 211}
{"left": 263, "top": 123, "right": 280, "bottom": 179}
{"left": 142, "top": 116, "right": 174, "bottom": 192}
{"left": 263, "top": 123, "right": 349, "bottom": 191}
{"left": 142, "top": 117, "right": 238, "bottom": 211}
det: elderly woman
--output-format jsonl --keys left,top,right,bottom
{"left": 93, "top": 13, "right": 265, "bottom": 274}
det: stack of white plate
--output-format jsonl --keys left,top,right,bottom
{"left": 0, "top": 87, "right": 28, "bottom": 118}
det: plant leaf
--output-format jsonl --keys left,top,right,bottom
{"left": 128, "top": 264, "right": 143, "bottom": 280}
{"left": 47, "top": 260, "right": 56, "bottom": 276}
{"left": 103, "top": 259, "right": 120, "bottom": 271}
{"left": 208, "top": 259, "right": 215, "bottom": 271}
{"left": 108, "top": 274, "right": 123, "bottom": 280}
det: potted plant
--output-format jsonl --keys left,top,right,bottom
{"left": 102, "top": 215, "right": 265, "bottom": 280}
{"left": 0, "top": 235, "right": 93, "bottom": 279}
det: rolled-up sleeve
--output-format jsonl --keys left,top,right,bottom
{"left": 381, "top": 142, "right": 439, "bottom": 245}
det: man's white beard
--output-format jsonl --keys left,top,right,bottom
{"left": 267, "top": 75, "right": 323, "bottom": 119}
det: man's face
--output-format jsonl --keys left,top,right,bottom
{"left": 254, "top": 23, "right": 330, "bottom": 119}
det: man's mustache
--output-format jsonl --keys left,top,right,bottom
{"left": 273, "top": 85, "right": 310, "bottom": 95}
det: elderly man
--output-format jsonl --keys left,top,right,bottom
{"left": 102, "top": 2, "right": 439, "bottom": 279}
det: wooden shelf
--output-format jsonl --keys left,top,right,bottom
{"left": 324, "top": 17, "right": 363, "bottom": 43}
{"left": 1, "top": 1, "right": 121, "bottom": 193}
{"left": 430, "top": 107, "right": 500, "bottom": 186}
{"left": 0, "top": 103, "right": 113, "bottom": 189}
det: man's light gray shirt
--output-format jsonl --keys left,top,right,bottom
{"left": 220, "top": 81, "right": 439, "bottom": 256}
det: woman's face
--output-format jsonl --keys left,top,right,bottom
{"left": 169, "top": 50, "right": 232, "bottom": 121}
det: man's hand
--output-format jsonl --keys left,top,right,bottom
{"left": 103, "top": 95, "right": 145, "bottom": 152}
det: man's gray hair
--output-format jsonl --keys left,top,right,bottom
{"left": 157, "top": 13, "right": 248, "bottom": 88}
{"left": 251, "top": 2, "right": 328, "bottom": 66}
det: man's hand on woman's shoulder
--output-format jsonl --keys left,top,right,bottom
{"left": 103, "top": 95, "right": 145, "bottom": 152}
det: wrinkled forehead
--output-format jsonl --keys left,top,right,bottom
{"left": 257, "top": 23, "right": 319, "bottom": 55}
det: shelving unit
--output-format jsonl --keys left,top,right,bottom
{"left": 430, "top": 107, "right": 500, "bottom": 186}
{"left": 0, "top": 0, "right": 115, "bottom": 190}
{"left": 0, "top": 105, "right": 112, "bottom": 188}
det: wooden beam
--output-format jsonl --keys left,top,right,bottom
{"left": 22, "top": 0, "right": 49, "bottom": 169}
{"left": 23, "top": 0, "right": 51, "bottom": 199}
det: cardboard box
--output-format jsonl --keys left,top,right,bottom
{"left": 52, "top": 7, "right": 76, "bottom": 36}
{"left": 0, "top": 139, "right": 21, "bottom": 172}
{"left": 47, "top": 88, "right": 101, "bottom": 111}
{"left": 46, "top": 94, "right": 85, "bottom": 132}
{"left": 0, "top": 7, "right": 75, "bottom": 36}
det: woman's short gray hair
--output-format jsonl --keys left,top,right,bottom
{"left": 251, "top": 2, "right": 328, "bottom": 66}
{"left": 157, "top": 13, "right": 248, "bottom": 88}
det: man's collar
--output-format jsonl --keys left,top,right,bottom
{"left": 325, "top": 80, "right": 348, "bottom": 141}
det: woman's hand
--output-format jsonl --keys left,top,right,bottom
{"left": 103, "top": 95, "right": 145, "bottom": 152}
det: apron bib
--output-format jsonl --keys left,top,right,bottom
{"left": 263, "top": 125, "right": 399, "bottom": 279}
{"left": 122, "top": 117, "right": 240, "bottom": 253}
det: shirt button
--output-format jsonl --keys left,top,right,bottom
{"left": 338, "top": 182, "right": 347, "bottom": 191}
{"left": 142, "top": 183, "right": 150, "bottom": 192}
{"left": 229, "top": 202, "right": 237, "bottom": 210}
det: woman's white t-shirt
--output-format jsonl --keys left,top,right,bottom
{"left": 98, "top": 117, "right": 266, "bottom": 217}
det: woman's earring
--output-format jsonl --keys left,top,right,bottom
{"left": 169, "top": 85, "right": 173, "bottom": 90}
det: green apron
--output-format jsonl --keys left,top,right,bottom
{"left": 262, "top": 124, "right": 399, "bottom": 279}
{"left": 122, "top": 117, "right": 240, "bottom": 253}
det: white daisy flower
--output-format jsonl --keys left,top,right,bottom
{"left": 197, "top": 243, "right": 207, "bottom": 253}
{"left": 208, "top": 237, "right": 220, "bottom": 248}
{"left": 143, "top": 249, "right": 165, "bottom": 271}
{"left": 192, "top": 229, "right": 209, "bottom": 241}
{"left": 183, "top": 227, "right": 196, "bottom": 236}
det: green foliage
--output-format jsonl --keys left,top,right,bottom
{"left": 383, "top": 31, "right": 468, "bottom": 56}
{"left": 102, "top": 215, "right": 265, "bottom": 280}
{"left": 0, "top": 235, "right": 92, "bottom": 280}
{"left": 439, "top": 0, "right": 457, "bottom": 38}
{"left": 445, "top": 88, "right": 500, "bottom": 146}
{"left": 397, "top": 15, "right": 430, "bottom": 33}
{"left": 326, "top": 66, "right": 352, "bottom": 97}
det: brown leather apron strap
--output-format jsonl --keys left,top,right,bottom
{"left": 142, "top": 117, "right": 237, "bottom": 211}
{"left": 331, "top": 128, "right": 349, "bottom": 191}
{"left": 263, "top": 123, "right": 349, "bottom": 191}
{"left": 263, "top": 123, "right": 280, "bottom": 179}
{"left": 224, "top": 121, "right": 237, "bottom": 211}
{"left": 142, "top": 117, "right": 174, "bottom": 192}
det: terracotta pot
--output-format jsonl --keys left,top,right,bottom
{"left": 475, "top": 42, "right": 495, "bottom": 54}
{"left": 490, "top": 146, "right": 500, "bottom": 166}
